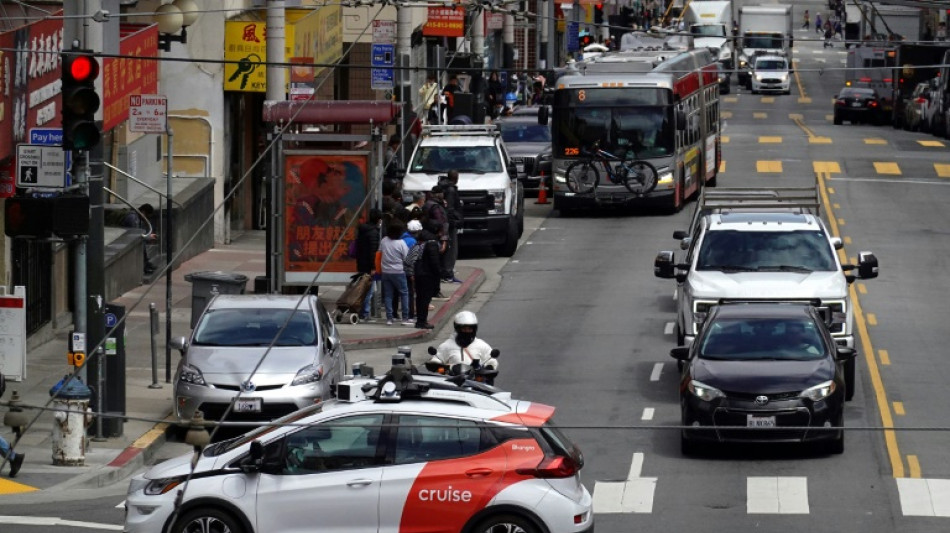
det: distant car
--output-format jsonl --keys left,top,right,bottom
{"left": 833, "top": 87, "right": 882, "bottom": 125}
{"left": 172, "top": 294, "right": 346, "bottom": 424}
{"left": 671, "top": 302, "right": 855, "bottom": 455}
{"left": 903, "top": 80, "right": 937, "bottom": 132}
{"left": 716, "top": 62, "right": 730, "bottom": 94}
{"left": 495, "top": 107, "right": 553, "bottom": 195}
{"left": 748, "top": 54, "right": 790, "bottom": 95}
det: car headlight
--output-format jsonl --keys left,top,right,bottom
{"left": 657, "top": 171, "right": 674, "bottom": 185}
{"left": 489, "top": 189, "right": 506, "bottom": 214}
{"left": 688, "top": 380, "right": 725, "bottom": 402}
{"left": 692, "top": 301, "right": 715, "bottom": 329}
{"left": 178, "top": 363, "right": 206, "bottom": 386}
{"left": 719, "top": 49, "right": 732, "bottom": 60}
{"left": 291, "top": 363, "right": 325, "bottom": 386}
{"left": 779, "top": 73, "right": 789, "bottom": 81}
{"left": 739, "top": 59, "right": 748, "bottom": 68}
{"left": 144, "top": 476, "right": 185, "bottom": 496}
{"left": 754, "top": 74, "right": 764, "bottom": 81}
{"left": 800, "top": 380, "right": 836, "bottom": 402}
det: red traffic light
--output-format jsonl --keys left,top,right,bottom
{"left": 68, "top": 55, "right": 99, "bottom": 82}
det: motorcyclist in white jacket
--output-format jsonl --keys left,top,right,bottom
{"left": 430, "top": 311, "right": 498, "bottom": 370}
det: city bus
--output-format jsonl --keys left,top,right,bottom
{"left": 545, "top": 47, "right": 721, "bottom": 212}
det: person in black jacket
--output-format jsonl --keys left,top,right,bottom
{"left": 439, "top": 170, "right": 464, "bottom": 283}
{"left": 356, "top": 208, "right": 382, "bottom": 321}
{"left": 413, "top": 229, "right": 442, "bottom": 329}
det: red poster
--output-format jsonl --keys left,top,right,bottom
{"left": 283, "top": 152, "right": 369, "bottom": 274}
{"left": 103, "top": 24, "right": 159, "bottom": 132}
{"left": 423, "top": 7, "right": 465, "bottom": 37}
{"left": 0, "top": 30, "right": 14, "bottom": 161}
{"left": 13, "top": 15, "right": 64, "bottom": 144}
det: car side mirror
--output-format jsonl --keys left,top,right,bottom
{"left": 830, "top": 237, "right": 843, "bottom": 250}
{"left": 673, "top": 230, "right": 688, "bottom": 240}
{"left": 654, "top": 251, "right": 676, "bottom": 279}
{"left": 507, "top": 164, "right": 518, "bottom": 180}
{"left": 670, "top": 347, "right": 690, "bottom": 361}
{"left": 171, "top": 336, "right": 188, "bottom": 354}
{"left": 835, "top": 347, "right": 857, "bottom": 361}
{"left": 858, "top": 251, "right": 879, "bottom": 279}
{"left": 538, "top": 105, "right": 549, "bottom": 125}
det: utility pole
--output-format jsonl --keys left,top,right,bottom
{"left": 537, "top": 0, "right": 545, "bottom": 70}
{"left": 266, "top": 0, "right": 287, "bottom": 103}
{"left": 397, "top": 5, "right": 413, "bottom": 168}
{"left": 547, "top": 0, "right": 557, "bottom": 68}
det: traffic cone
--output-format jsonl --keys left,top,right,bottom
{"left": 535, "top": 174, "right": 549, "bottom": 205}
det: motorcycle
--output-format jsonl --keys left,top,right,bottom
{"left": 424, "top": 346, "right": 500, "bottom": 386}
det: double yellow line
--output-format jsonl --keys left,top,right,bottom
{"left": 817, "top": 171, "right": 912, "bottom": 478}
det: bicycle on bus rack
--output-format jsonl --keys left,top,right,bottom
{"left": 564, "top": 140, "right": 659, "bottom": 196}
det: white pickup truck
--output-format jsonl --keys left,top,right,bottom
{"left": 654, "top": 185, "right": 879, "bottom": 400}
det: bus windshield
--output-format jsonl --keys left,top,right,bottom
{"left": 552, "top": 88, "right": 674, "bottom": 159}
{"left": 743, "top": 35, "right": 783, "bottom": 49}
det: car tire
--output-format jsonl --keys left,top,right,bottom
{"left": 825, "top": 414, "right": 845, "bottom": 455}
{"left": 473, "top": 513, "right": 540, "bottom": 533}
{"left": 681, "top": 431, "right": 699, "bottom": 456}
{"left": 844, "top": 358, "right": 856, "bottom": 401}
{"left": 492, "top": 219, "right": 519, "bottom": 258}
{"left": 833, "top": 113, "right": 842, "bottom": 125}
{"left": 172, "top": 508, "right": 245, "bottom": 533}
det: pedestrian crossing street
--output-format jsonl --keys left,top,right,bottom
{"left": 593, "top": 454, "right": 950, "bottom": 517}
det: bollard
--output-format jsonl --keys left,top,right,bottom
{"left": 148, "top": 303, "right": 162, "bottom": 389}
{"left": 49, "top": 377, "right": 93, "bottom": 466}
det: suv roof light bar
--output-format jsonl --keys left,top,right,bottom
{"left": 422, "top": 125, "right": 500, "bottom": 137}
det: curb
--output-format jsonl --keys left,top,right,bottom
{"left": 341, "top": 268, "right": 486, "bottom": 351}
{"left": 80, "top": 417, "right": 173, "bottom": 489}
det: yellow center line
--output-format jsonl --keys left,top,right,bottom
{"left": 794, "top": 67, "right": 807, "bottom": 100}
{"left": 793, "top": 116, "right": 816, "bottom": 139}
{"left": 817, "top": 171, "right": 905, "bottom": 478}
{"left": 908, "top": 455, "right": 922, "bottom": 478}
{"left": 879, "top": 349, "right": 890, "bottom": 365}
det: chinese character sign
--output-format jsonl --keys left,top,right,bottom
{"left": 423, "top": 7, "right": 465, "bottom": 37}
{"left": 283, "top": 152, "right": 369, "bottom": 274}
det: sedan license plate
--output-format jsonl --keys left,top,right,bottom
{"left": 851, "top": 102, "right": 862, "bottom": 107}
{"left": 234, "top": 398, "right": 262, "bottom": 413}
{"left": 516, "top": 163, "right": 525, "bottom": 173}
{"left": 747, "top": 414, "right": 776, "bottom": 428}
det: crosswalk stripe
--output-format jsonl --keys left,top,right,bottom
{"left": 935, "top": 163, "right": 950, "bottom": 178}
{"left": 753, "top": 112, "right": 767, "bottom": 119}
{"left": 759, "top": 136, "right": 782, "bottom": 143}
{"left": 897, "top": 478, "right": 950, "bottom": 516}
{"left": 865, "top": 138, "right": 888, "bottom": 145}
{"left": 747, "top": 477, "right": 809, "bottom": 514}
{"left": 756, "top": 161, "right": 783, "bottom": 173}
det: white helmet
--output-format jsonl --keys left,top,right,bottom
{"left": 454, "top": 311, "right": 478, "bottom": 347}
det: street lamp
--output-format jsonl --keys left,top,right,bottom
{"left": 155, "top": 0, "right": 199, "bottom": 52}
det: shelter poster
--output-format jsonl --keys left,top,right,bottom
{"left": 283, "top": 151, "right": 369, "bottom": 280}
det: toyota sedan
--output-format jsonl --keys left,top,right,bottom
{"left": 671, "top": 302, "right": 854, "bottom": 455}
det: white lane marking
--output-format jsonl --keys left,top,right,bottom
{"left": 664, "top": 322, "right": 674, "bottom": 335}
{"left": 641, "top": 407, "right": 654, "bottom": 421}
{"left": 511, "top": 260, "right": 519, "bottom": 263}
{"left": 747, "top": 477, "right": 809, "bottom": 514}
{"left": 898, "top": 478, "right": 950, "bottom": 516}
{"left": 650, "top": 363, "right": 663, "bottom": 382}
{"left": 593, "top": 452, "right": 657, "bottom": 514}
{"left": 0, "top": 516, "right": 124, "bottom": 530}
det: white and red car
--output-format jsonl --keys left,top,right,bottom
{"left": 125, "top": 369, "right": 593, "bottom": 533}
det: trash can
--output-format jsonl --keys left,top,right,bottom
{"left": 184, "top": 271, "right": 248, "bottom": 328}
{"left": 49, "top": 377, "right": 92, "bottom": 466}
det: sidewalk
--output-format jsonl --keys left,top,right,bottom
{"left": 0, "top": 230, "right": 483, "bottom": 497}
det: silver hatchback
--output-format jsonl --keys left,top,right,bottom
{"left": 172, "top": 294, "right": 346, "bottom": 423}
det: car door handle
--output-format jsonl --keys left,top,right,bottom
{"left": 347, "top": 478, "right": 375, "bottom": 487}
{"left": 465, "top": 468, "right": 493, "bottom": 478}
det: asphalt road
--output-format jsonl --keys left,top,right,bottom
{"left": 5, "top": 3, "right": 950, "bottom": 532}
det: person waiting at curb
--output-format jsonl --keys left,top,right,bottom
{"left": 380, "top": 220, "right": 412, "bottom": 326}
{"left": 0, "top": 373, "right": 25, "bottom": 478}
{"left": 439, "top": 170, "right": 464, "bottom": 284}
{"left": 356, "top": 208, "right": 382, "bottom": 322}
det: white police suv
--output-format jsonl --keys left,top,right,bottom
{"left": 125, "top": 359, "right": 593, "bottom": 533}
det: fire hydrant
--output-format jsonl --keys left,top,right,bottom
{"left": 49, "top": 377, "right": 93, "bottom": 466}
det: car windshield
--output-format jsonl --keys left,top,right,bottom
{"left": 698, "top": 317, "right": 827, "bottom": 361}
{"left": 192, "top": 308, "right": 318, "bottom": 346}
{"left": 691, "top": 25, "right": 726, "bottom": 37}
{"left": 756, "top": 60, "right": 787, "bottom": 70}
{"left": 697, "top": 229, "right": 837, "bottom": 272}
{"left": 498, "top": 122, "right": 552, "bottom": 143}
{"left": 410, "top": 146, "right": 502, "bottom": 173}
